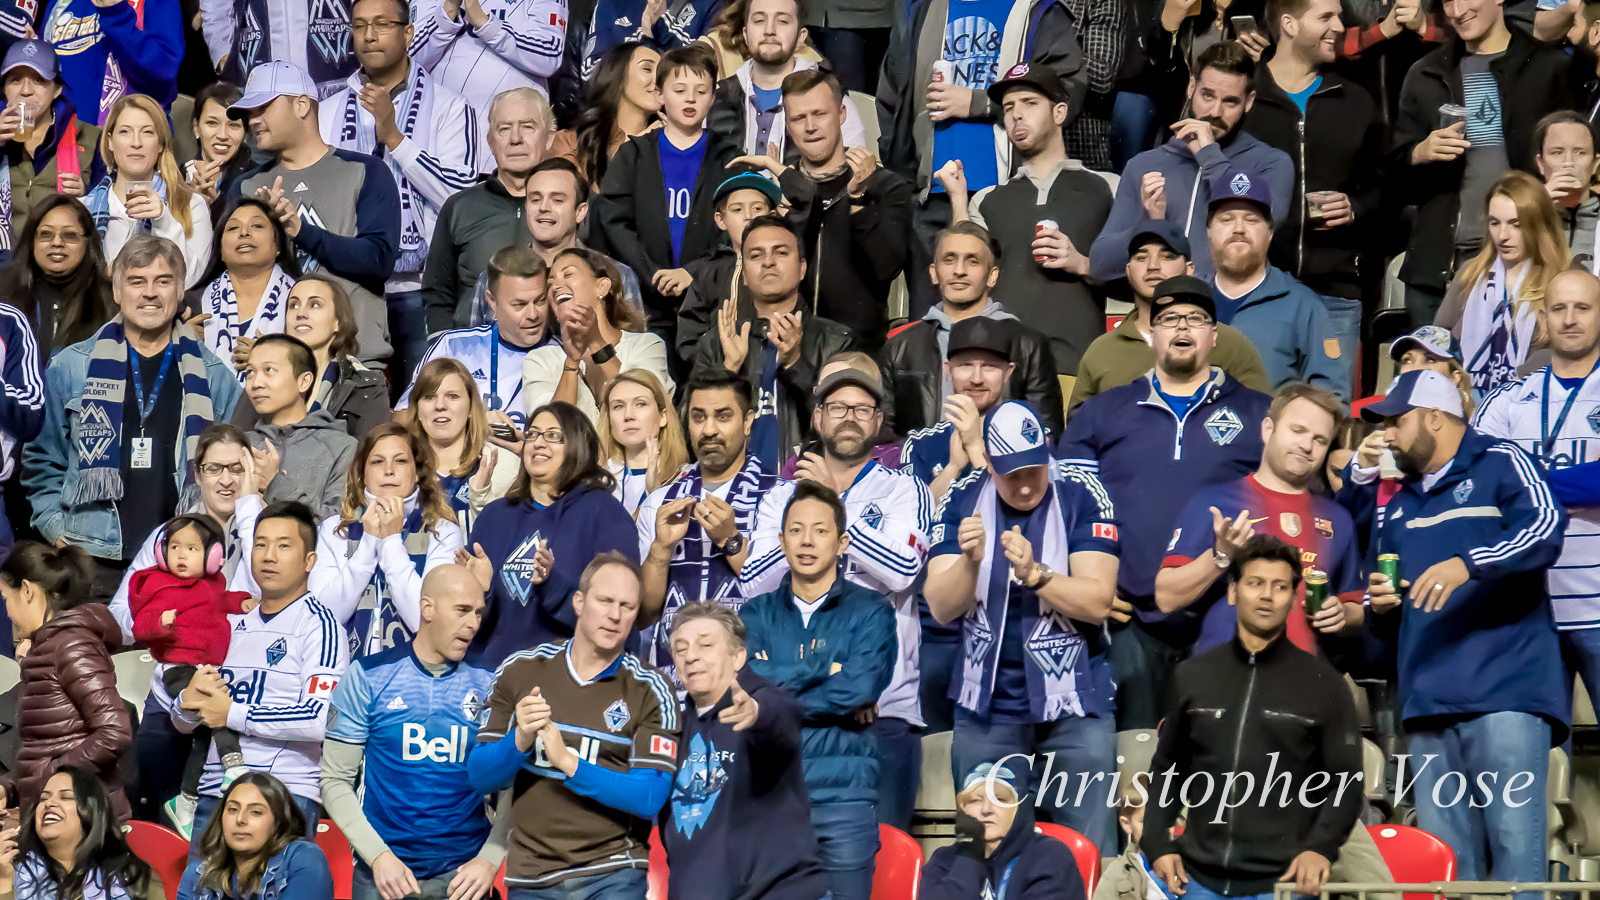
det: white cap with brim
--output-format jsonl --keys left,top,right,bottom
{"left": 959, "top": 763, "right": 1021, "bottom": 802}
{"left": 984, "top": 401, "right": 1051, "bottom": 475}
{"left": 1359, "top": 368, "right": 1465, "bottom": 423}
{"left": 228, "top": 61, "right": 317, "bottom": 119}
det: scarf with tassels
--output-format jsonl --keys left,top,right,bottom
{"left": 66, "top": 318, "right": 215, "bottom": 508}
{"left": 337, "top": 66, "right": 434, "bottom": 273}
{"left": 201, "top": 266, "right": 297, "bottom": 378}
{"left": 345, "top": 491, "right": 433, "bottom": 659}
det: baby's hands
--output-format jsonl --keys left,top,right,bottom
{"left": 160, "top": 610, "right": 176, "bottom": 627}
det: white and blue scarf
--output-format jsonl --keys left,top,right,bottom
{"left": 1462, "top": 256, "right": 1535, "bottom": 398}
{"left": 65, "top": 317, "right": 216, "bottom": 508}
{"left": 307, "top": 359, "right": 343, "bottom": 415}
{"left": 84, "top": 172, "right": 170, "bottom": 237}
{"left": 346, "top": 490, "right": 434, "bottom": 659}
{"left": 200, "top": 266, "right": 297, "bottom": 379}
{"left": 337, "top": 66, "right": 434, "bottom": 273}
{"left": 957, "top": 470, "right": 1081, "bottom": 722}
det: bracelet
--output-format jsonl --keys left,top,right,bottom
{"left": 590, "top": 343, "right": 617, "bottom": 365}
{"left": 563, "top": 361, "right": 581, "bottom": 372}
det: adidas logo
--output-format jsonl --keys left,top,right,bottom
{"left": 473, "top": 368, "right": 487, "bottom": 379}
{"left": 293, "top": 182, "right": 309, "bottom": 192}
{"left": 386, "top": 696, "right": 408, "bottom": 711}
{"left": 236, "top": 620, "right": 247, "bottom": 631}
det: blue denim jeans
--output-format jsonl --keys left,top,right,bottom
{"left": 1109, "top": 92, "right": 1158, "bottom": 171}
{"left": 1318, "top": 293, "right": 1363, "bottom": 400}
{"left": 1407, "top": 711, "right": 1549, "bottom": 884}
{"left": 919, "top": 639, "right": 960, "bottom": 734}
{"left": 507, "top": 867, "right": 646, "bottom": 900}
{"left": 137, "top": 692, "right": 195, "bottom": 823}
{"left": 873, "top": 716, "right": 921, "bottom": 831}
{"left": 387, "top": 289, "right": 427, "bottom": 398}
{"left": 809, "top": 800, "right": 878, "bottom": 900}
{"left": 188, "top": 791, "right": 321, "bottom": 859}
{"left": 1181, "top": 878, "right": 1312, "bottom": 900}
{"left": 951, "top": 709, "right": 1117, "bottom": 854}
{"left": 354, "top": 863, "right": 461, "bottom": 900}
{"left": 1561, "top": 628, "right": 1600, "bottom": 724}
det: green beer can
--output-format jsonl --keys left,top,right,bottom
{"left": 1378, "top": 553, "right": 1400, "bottom": 587}
{"left": 1305, "top": 570, "right": 1329, "bottom": 615}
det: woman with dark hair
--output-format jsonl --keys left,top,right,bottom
{"left": 459, "top": 401, "right": 639, "bottom": 667}
{"left": 0, "top": 194, "right": 115, "bottom": 358}
{"left": 0, "top": 543, "right": 131, "bottom": 821}
{"left": 185, "top": 198, "right": 302, "bottom": 379}
{"left": 524, "top": 248, "right": 674, "bottom": 425}
{"left": 572, "top": 43, "right": 662, "bottom": 192}
{"left": 231, "top": 277, "right": 387, "bottom": 440}
{"left": 183, "top": 82, "right": 252, "bottom": 207}
{"left": 176, "top": 772, "right": 333, "bottom": 900}
{"left": 0, "top": 767, "right": 161, "bottom": 899}
{"left": 405, "top": 358, "right": 521, "bottom": 533}
{"left": 310, "top": 423, "right": 465, "bottom": 660}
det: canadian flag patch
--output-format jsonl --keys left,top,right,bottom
{"left": 1093, "top": 523, "right": 1119, "bottom": 541}
{"left": 651, "top": 735, "right": 678, "bottom": 758}
{"left": 306, "top": 675, "right": 339, "bottom": 697}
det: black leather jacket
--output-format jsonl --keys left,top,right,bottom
{"left": 878, "top": 316, "right": 1064, "bottom": 438}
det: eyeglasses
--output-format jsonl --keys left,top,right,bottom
{"left": 351, "top": 18, "right": 403, "bottom": 33}
{"left": 1152, "top": 311, "right": 1215, "bottom": 331}
{"left": 525, "top": 428, "right": 566, "bottom": 445}
{"left": 199, "top": 463, "right": 246, "bottom": 477}
{"left": 822, "top": 402, "right": 879, "bottom": 422}
{"left": 37, "top": 229, "right": 85, "bottom": 245}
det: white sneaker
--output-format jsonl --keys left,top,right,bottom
{"left": 222, "top": 766, "right": 250, "bottom": 789}
{"left": 165, "top": 794, "right": 198, "bottom": 840}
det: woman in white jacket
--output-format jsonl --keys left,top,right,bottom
{"left": 404, "top": 357, "right": 520, "bottom": 533}
{"left": 309, "top": 422, "right": 465, "bottom": 660}
{"left": 87, "top": 95, "right": 212, "bottom": 288}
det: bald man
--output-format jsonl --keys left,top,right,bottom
{"left": 322, "top": 564, "right": 506, "bottom": 900}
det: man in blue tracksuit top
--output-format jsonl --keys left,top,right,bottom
{"left": 739, "top": 481, "right": 897, "bottom": 900}
{"left": 661, "top": 599, "right": 830, "bottom": 900}
{"left": 1057, "top": 276, "right": 1270, "bottom": 733}
{"left": 1358, "top": 368, "right": 1568, "bottom": 886}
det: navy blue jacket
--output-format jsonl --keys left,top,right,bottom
{"left": 467, "top": 484, "right": 641, "bottom": 668}
{"left": 1057, "top": 368, "right": 1269, "bottom": 641}
{"left": 660, "top": 667, "right": 830, "bottom": 900}
{"left": 1215, "top": 266, "right": 1345, "bottom": 400}
{"left": 918, "top": 805, "right": 1086, "bottom": 900}
{"left": 739, "top": 573, "right": 897, "bottom": 806}
{"left": 1368, "top": 428, "right": 1569, "bottom": 741}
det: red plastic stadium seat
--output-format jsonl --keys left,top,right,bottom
{"left": 495, "top": 861, "right": 507, "bottom": 896}
{"left": 872, "top": 823, "right": 923, "bottom": 900}
{"left": 316, "top": 819, "right": 355, "bottom": 900}
{"left": 125, "top": 820, "right": 189, "bottom": 900}
{"left": 1368, "top": 824, "right": 1457, "bottom": 900}
{"left": 648, "top": 826, "right": 669, "bottom": 900}
{"left": 1034, "top": 822, "right": 1102, "bottom": 895}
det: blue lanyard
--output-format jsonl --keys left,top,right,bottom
{"left": 1543, "top": 366, "right": 1591, "bottom": 459}
{"left": 995, "top": 860, "right": 1018, "bottom": 900}
{"left": 488, "top": 323, "right": 502, "bottom": 410}
{"left": 129, "top": 342, "right": 175, "bottom": 431}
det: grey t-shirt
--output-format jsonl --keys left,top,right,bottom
{"left": 1456, "top": 51, "right": 1509, "bottom": 251}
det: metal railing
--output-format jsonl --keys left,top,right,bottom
{"left": 1274, "top": 883, "right": 1600, "bottom": 900}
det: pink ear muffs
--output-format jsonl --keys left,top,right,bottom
{"left": 156, "top": 519, "right": 227, "bottom": 577}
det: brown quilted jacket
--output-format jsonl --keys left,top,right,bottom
{"left": 0, "top": 604, "right": 131, "bottom": 820}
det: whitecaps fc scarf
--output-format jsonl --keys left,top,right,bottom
{"left": 957, "top": 471, "right": 1082, "bottom": 722}
{"left": 1462, "top": 257, "right": 1535, "bottom": 397}
{"left": 200, "top": 266, "right": 297, "bottom": 379}
{"left": 66, "top": 318, "right": 216, "bottom": 507}
{"left": 345, "top": 490, "right": 433, "bottom": 659}
{"left": 338, "top": 66, "right": 434, "bottom": 273}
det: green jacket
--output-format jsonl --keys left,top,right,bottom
{"left": 7, "top": 112, "right": 100, "bottom": 240}
{"left": 1068, "top": 312, "right": 1270, "bottom": 419}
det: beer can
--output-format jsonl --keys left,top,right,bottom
{"left": 1377, "top": 553, "right": 1400, "bottom": 587}
{"left": 1034, "top": 219, "right": 1059, "bottom": 262}
{"left": 1304, "top": 569, "right": 1329, "bottom": 615}
{"left": 932, "top": 60, "right": 954, "bottom": 84}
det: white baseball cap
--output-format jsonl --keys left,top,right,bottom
{"left": 1360, "top": 368, "right": 1465, "bottom": 422}
{"left": 229, "top": 61, "right": 317, "bottom": 119}
{"left": 983, "top": 401, "right": 1051, "bottom": 475}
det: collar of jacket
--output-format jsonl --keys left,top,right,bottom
{"left": 737, "top": 295, "right": 810, "bottom": 334}
{"left": 985, "top": 800, "right": 1043, "bottom": 871}
{"left": 1217, "top": 265, "right": 1295, "bottom": 313}
{"left": 1251, "top": 61, "right": 1345, "bottom": 111}
{"left": 1422, "top": 27, "right": 1540, "bottom": 82}
{"left": 1137, "top": 366, "right": 1229, "bottom": 409}
{"left": 920, "top": 299, "right": 1014, "bottom": 330}
{"left": 775, "top": 568, "right": 853, "bottom": 612}
{"left": 1229, "top": 628, "right": 1292, "bottom": 664}
{"left": 1395, "top": 426, "right": 1495, "bottom": 497}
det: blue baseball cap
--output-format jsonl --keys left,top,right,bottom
{"left": 713, "top": 170, "right": 782, "bottom": 208}
{"left": 229, "top": 61, "right": 317, "bottom": 119}
{"left": 1, "top": 40, "right": 58, "bottom": 82}
{"left": 984, "top": 401, "right": 1050, "bottom": 475}
{"left": 1128, "top": 222, "right": 1191, "bottom": 260}
{"left": 1360, "top": 369, "right": 1465, "bottom": 423}
{"left": 1390, "top": 324, "right": 1463, "bottom": 364}
{"left": 1209, "top": 169, "right": 1273, "bottom": 223}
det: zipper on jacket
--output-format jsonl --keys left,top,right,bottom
{"left": 1296, "top": 117, "right": 1307, "bottom": 276}
{"left": 1219, "top": 657, "right": 1259, "bottom": 895}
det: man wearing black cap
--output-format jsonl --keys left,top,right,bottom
{"left": 880, "top": 221, "right": 1061, "bottom": 439}
{"left": 1070, "top": 224, "right": 1269, "bottom": 418}
{"left": 936, "top": 62, "right": 1111, "bottom": 377}
{"left": 1059, "top": 277, "right": 1270, "bottom": 734}
{"left": 1206, "top": 174, "right": 1346, "bottom": 398}
{"left": 0, "top": 39, "right": 102, "bottom": 244}
{"left": 674, "top": 170, "right": 782, "bottom": 364}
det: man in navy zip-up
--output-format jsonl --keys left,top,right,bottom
{"left": 1058, "top": 277, "right": 1269, "bottom": 734}
{"left": 1357, "top": 368, "right": 1567, "bottom": 886}
{"left": 662, "top": 600, "right": 831, "bottom": 900}
{"left": 739, "top": 482, "right": 897, "bottom": 900}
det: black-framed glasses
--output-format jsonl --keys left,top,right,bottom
{"left": 199, "top": 463, "right": 246, "bottom": 477}
{"left": 351, "top": 18, "right": 403, "bottom": 33}
{"left": 1152, "top": 311, "right": 1215, "bottom": 330}
{"left": 525, "top": 428, "right": 567, "bottom": 445}
{"left": 822, "top": 402, "right": 879, "bottom": 422}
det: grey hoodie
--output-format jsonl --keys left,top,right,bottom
{"left": 250, "top": 407, "right": 358, "bottom": 520}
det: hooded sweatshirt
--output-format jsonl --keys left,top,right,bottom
{"left": 1088, "top": 134, "right": 1294, "bottom": 282}
{"left": 128, "top": 567, "right": 252, "bottom": 668}
{"left": 249, "top": 406, "right": 359, "bottom": 520}
{"left": 919, "top": 804, "right": 1088, "bottom": 900}
{"left": 466, "top": 485, "right": 640, "bottom": 669}
{"left": 1213, "top": 265, "right": 1346, "bottom": 399}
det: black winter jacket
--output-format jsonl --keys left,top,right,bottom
{"left": 688, "top": 299, "right": 857, "bottom": 465}
{"left": 421, "top": 175, "right": 525, "bottom": 331}
{"left": 1391, "top": 31, "right": 1575, "bottom": 291}
{"left": 1242, "top": 65, "right": 1385, "bottom": 301}
{"left": 877, "top": 317, "right": 1063, "bottom": 437}
{"left": 778, "top": 166, "right": 912, "bottom": 348}
{"left": 1143, "top": 634, "right": 1363, "bottom": 897}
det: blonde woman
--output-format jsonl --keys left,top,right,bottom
{"left": 406, "top": 358, "right": 522, "bottom": 533}
{"left": 1437, "top": 170, "right": 1570, "bottom": 397}
{"left": 87, "top": 94, "right": 211, "bottom": 288}
{"left": 598, "top": 369, "right": 689, "bottom": 516}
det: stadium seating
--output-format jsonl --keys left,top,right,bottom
{"left": 1033, "top": 822, "right": 1101, "bottom": 894}
{"left": 1368, "top": 824, "right": 1457, "bottom": 900}
{"left": 112, "top": 650, "right": 156, "bottom": 719}
{"left": 316, "top": 818, "right": 355, "bottom": 900}
{"left": 648, "top": 826, "right": 669, "bottom": 900}
{"left": 125, "top": 819, "right": 189, "bottom": 900}
{"left": 873, "top": 823, "right": 924, "bottom": 900}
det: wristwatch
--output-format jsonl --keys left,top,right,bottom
{"left": 590, "top": 343, "right": 618, "bottom": 365}
{"left": 717, "top": 533, "right": 746, "bottom": 556}
{"left": 1212, "top": 549, "right": 1230, "bottom": 570}
{"left": 1026, "top": 563, "right": 1054, "bottom": 590}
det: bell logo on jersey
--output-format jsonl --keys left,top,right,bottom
{"left": 534, "top": 734, "right": 603, "bottom": 768}
{"left": 402, "top": 723, "right": 472, "bottom": 763}
{"left": 223, "top": 670, "right": 266, "bottom": 705}
{"left": 306, "top": 675, "right": 339, "bottom": 697}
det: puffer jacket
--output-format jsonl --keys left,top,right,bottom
{"left": 0, "top": 603, "right": 131, "bottom": 820}
{"left": 176, "top": 838, "right": 335, "bottom": 900}
{"left": 739, "top": 574, "right": 897, "bottom": 805}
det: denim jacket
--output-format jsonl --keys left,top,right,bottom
{"left": 20, "top": 325, "right": 241, "bottom": 559}
{"left": 175, "top": 839, "right": 334, "bottom": 900}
